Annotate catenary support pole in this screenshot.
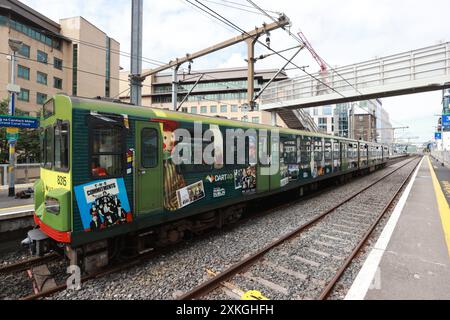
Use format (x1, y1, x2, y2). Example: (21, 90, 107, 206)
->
(172, 65, 180, 111)
(130, 0, 143, 106)
(8, 49, 17, 197)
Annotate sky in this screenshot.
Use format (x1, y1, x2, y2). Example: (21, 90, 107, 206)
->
(20, 0, 450, 143)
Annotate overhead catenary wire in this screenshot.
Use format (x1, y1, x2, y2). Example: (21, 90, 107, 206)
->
(245, 0, 401, 129)
(21, 25, 166, 67)
(18, 5, 286, 99)
(213, 0, 279, 15)
(0, 51, 153, 89)
(185, 0, 352, 102)
(186, 0, 404, 135)
(202, 0, 277, 17)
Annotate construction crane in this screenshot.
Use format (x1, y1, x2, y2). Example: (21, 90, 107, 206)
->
(297, 30, 327, 73)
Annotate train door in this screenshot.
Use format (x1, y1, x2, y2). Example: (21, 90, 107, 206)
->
(135, 122, 163, 214)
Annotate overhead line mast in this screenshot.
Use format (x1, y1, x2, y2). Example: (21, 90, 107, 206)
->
(130, 0, 143, 106)
(129, 8, 290, 110)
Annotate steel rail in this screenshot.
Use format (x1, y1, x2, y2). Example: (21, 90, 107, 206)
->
(318, 156, 422, 299)
(178, 156, 419, 300)
(20, 251, 152, 300)
(0, 252, 60, 275)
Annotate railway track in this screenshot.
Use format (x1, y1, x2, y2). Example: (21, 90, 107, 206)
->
(178, 156, 421, 300)
(2, 156, 411, 300)
(0, 253, 60, 275)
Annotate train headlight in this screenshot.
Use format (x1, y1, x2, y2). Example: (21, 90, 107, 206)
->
(45, 197, 60, 215)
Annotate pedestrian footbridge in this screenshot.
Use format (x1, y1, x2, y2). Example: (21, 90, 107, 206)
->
(261, 42, 450, 111)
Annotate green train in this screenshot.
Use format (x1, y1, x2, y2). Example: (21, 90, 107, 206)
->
(25, 94, 390, 270)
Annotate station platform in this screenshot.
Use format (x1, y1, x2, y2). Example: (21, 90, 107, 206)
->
(346, 156, 450, 300)
(0, 186, 34, 219)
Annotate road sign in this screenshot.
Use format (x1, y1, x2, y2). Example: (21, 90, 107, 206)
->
(435, 132, 442, 140)
(0, 115, 39, 128)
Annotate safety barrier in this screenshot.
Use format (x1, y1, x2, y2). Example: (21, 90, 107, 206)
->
(0, 163, 40, 187)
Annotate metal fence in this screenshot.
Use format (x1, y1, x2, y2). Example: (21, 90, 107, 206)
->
(261, 42, 450, 108)
(0, 163, 40, 186)
(431, 150, 450, 166)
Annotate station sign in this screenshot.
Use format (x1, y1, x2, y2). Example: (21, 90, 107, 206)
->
(442, 115, 450, 127)
(0, 115, 39, 129)
(6, 127, 19, 134)
(6, 127, 19, 141)
(435, 132, 442, 140)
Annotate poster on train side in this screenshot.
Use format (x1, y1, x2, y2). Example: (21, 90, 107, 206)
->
(176, 180, 206, 209)
(74, 178, 132, 232)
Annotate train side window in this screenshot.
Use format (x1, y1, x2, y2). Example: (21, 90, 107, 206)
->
(324, 141, 332, 161)
(141, 128, 158, 168)
(44, 126, 54, 169)
(314, 139, 323, 161)
(91, 125, 125, 178)
(54, 122, 70, 172)
(281, 137, 297, 164)
(300, 137, 311, 165)
(259, 134, 269, 166)
(333, 142, 340, 159)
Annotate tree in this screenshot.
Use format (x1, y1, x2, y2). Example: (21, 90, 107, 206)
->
(0, 99, 40, 164)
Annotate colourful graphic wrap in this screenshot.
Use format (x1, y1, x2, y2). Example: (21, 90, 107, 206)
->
(234, 165, 257, 194)
(162, 120, 186, 211)
(74, 178, 132, 232)
(176, 181, 206, 208)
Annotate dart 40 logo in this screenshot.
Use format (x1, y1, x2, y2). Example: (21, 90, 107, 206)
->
(205, 173, 233, 183)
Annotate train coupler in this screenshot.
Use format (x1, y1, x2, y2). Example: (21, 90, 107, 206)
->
(22, 228, 51, 256)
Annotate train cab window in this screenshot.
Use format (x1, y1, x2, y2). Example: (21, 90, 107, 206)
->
(44, 126, 54, 169)
(91, 126, 124, 178)
(43, 99, 54, 119)
(54, 122, 69, 171)
(141, 128, 158, 168)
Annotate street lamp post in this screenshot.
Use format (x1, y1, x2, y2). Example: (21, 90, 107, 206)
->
(7, 39, 23, 197)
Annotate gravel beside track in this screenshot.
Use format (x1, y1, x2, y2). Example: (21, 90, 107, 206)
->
(0, 253, 66, 300)
(43, 157, 416, 300)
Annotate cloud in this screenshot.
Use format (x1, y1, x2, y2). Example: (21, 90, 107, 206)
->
(217, 52, 246, 69)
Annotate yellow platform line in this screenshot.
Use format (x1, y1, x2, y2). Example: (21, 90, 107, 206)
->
(427, 156, 450, 258)
(0, 204, 34, 212)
